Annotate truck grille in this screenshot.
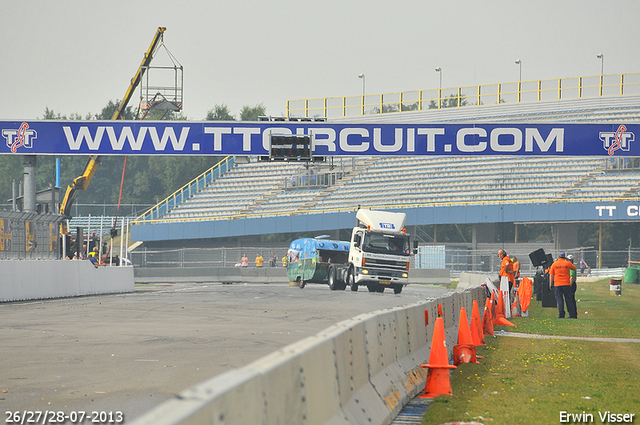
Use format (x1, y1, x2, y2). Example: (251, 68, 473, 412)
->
(365, 258, 407, 272)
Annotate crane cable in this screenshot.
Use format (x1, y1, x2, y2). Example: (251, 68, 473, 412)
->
(105, 155, 128, 265)
(113, 155, 128, 234)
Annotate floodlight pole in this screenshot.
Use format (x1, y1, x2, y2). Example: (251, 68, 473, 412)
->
(358, 73, 365, 114)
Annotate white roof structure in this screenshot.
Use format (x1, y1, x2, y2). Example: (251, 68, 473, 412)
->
(356, 209, 406, 232)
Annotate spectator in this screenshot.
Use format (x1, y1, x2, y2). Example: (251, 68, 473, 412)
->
(568, 255, 577, 294)
(282, 253, 288, 268)
(270, 253, 277, 267)
(579, 258, 589, 276)
(255, 253, 264, 268)
(89, 255, 105, 269)
(241, 254, 249, 267)
(88, 247, 99, 259)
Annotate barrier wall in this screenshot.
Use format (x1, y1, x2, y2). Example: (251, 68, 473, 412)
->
(0, 260, 135, 302)
(133, 266, 450, 285)
(129, 286, 484, 425)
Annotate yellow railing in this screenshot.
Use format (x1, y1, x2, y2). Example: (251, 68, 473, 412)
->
(133, 156, 234, 223)
(286, 72, 640, 118)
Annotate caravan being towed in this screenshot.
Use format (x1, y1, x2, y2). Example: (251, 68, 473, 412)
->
(339, 209, 415, 294)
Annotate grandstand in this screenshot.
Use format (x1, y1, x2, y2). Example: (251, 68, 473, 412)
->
(130, 89, 640, 278)
(136, 94, 640, 224)
(129, 77, 640, 275)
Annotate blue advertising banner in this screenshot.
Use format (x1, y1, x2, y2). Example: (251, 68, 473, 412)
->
(0, 120, 637, 157)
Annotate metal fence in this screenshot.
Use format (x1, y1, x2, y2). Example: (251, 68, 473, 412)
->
(416, 245, 640, 278)
(130, 246, 291, 269)
(0, 210, 65, 260)
(130, 245, 638, 279)
(286, 72, 640, 118)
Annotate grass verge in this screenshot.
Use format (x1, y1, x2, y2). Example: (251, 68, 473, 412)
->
(421, 280, 640, 424)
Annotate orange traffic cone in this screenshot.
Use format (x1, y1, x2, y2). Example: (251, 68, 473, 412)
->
(471, 300, 485, 346)
(482, 298, 493, 335)
(490, 292, 497, 320)
(453, 307, 478, 365)
(511, 292, 521, 317)
(482, 297, 494, 336)
(418, 317, 456, 398)
(494, 290, 515, 327)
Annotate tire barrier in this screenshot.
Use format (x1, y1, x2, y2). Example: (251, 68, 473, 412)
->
(129, 287, 484, 425)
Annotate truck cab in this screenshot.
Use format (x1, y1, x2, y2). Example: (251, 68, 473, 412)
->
(347, 209, 413, 294)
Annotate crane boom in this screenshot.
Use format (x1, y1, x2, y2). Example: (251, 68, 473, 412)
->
(60, 27, 168, 234)
(112, 27, 166, 120)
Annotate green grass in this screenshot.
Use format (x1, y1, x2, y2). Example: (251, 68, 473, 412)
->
(507, 279, 640, 339)
(421, 280, 640, 424)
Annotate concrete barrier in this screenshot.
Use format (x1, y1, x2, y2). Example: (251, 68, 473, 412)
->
(457, 271, 494, 291)
(129, 288, 484, 425)
(0, 260, 134, 302)
(133, 266, 288, 284)
(133, 266, 450, 285)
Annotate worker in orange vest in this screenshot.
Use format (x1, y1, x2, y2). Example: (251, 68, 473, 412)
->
(549, 252, 577, 319)
(498, 249, 515, 294)
(512, 256, 521, 287)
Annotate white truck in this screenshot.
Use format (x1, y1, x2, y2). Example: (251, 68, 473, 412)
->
(327, 209, 416, 294)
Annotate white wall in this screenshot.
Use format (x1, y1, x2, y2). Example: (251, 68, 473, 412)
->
(0, 260, 134, 302)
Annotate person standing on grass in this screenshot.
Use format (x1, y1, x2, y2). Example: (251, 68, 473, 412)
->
(498, 249, 515, 300)
(549, 252, 577, 319)
(568, 254, 577, 294)
(580, 257, 589, 276)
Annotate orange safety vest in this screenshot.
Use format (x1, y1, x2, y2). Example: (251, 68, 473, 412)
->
(500, 256, 515, 284)
(549, 258, 575, 286)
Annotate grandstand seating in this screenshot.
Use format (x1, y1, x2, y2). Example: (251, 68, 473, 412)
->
(165, 161, 308, 219)
(140, 95, 640, 222)
(67, 216, 122, 234)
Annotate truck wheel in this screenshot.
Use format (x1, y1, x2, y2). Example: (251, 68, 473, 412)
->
(393, 285, 403, 294)
(367, 284, 375, 292)
(329, 267, 339, 290)
(348, 269, 358, 292)
(297, 277, 306, 289)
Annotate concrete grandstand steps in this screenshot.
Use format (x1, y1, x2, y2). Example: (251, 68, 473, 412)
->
(557, 170, 605, 199)
(291, 157, 375, 212)
(163, 158, 306, 219)
(239, 188, 283, 214)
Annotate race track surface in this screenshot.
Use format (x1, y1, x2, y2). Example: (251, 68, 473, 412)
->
(1, 281, 449, 421)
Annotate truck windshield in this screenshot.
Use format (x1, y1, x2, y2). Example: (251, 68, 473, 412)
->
(362, 232, 410, 256)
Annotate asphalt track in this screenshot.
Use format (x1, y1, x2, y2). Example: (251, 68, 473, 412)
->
(1, 281, 450, 422)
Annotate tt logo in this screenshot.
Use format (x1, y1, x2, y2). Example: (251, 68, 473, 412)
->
(2, 122, 37, 153)
(600, 124, 634, 156)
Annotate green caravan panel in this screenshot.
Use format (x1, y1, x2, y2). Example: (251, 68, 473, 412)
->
(287, 238, 350, 284)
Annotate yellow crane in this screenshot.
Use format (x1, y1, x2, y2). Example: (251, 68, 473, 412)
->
(59, 27, 167, 235)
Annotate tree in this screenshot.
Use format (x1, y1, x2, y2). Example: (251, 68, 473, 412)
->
(40, 107, 87, 120)
(240, 103, 267, 121)
(206, 104, 235, 121)
(427, 95, 471, 109)
(92, 100, 135, 120)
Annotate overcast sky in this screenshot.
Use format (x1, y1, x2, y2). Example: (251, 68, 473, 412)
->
(2, 0, 639, 121)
